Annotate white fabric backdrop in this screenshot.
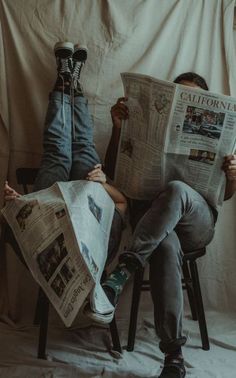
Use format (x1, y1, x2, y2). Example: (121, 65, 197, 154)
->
(0, 1, 236, 376)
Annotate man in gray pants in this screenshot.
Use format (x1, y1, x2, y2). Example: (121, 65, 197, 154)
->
(97, 72, 236, 378)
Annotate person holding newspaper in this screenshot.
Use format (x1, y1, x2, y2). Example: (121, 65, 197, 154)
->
(4, 41, 127, 321)
(99, 72, 236, 378)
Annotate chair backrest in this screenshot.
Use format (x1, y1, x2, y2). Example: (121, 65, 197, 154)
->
(16, 168, 39, 194)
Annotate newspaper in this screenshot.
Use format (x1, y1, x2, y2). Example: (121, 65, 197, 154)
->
(1, 180, 115, 327)
(114, 72, 236, 207)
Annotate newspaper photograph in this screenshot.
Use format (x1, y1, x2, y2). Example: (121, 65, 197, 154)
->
(1, 180, 115, 327)
(114, 72, 236, 207)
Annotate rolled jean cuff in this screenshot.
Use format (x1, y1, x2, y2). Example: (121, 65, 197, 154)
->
(119, 251, 145, 269)
(159, 336, 187, 353)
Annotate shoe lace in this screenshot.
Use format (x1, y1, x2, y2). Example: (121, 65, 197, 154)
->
(71, 61, 85, 138)
(57, 57, 72, 74)
(55, 57, 73, 129)
(73, 61, 84, 90)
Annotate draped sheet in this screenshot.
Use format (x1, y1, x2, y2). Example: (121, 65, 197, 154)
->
(0, 1, 236, 377)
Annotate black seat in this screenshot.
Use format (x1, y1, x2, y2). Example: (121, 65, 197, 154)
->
(1, 168, 122, 358)
(127, 247, 210, 352)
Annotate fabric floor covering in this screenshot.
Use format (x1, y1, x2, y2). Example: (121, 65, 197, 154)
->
(0, 310, 235, 378)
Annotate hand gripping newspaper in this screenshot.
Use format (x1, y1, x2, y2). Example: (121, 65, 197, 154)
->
(1, 181, 115, 327)
(114, 72, 236, 207)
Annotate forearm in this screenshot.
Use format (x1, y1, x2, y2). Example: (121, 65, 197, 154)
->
(87, 165, 126, 213)
(102, 182, 127, 214)
(224, 179, 236, 200)
(104, 126, 121, 180)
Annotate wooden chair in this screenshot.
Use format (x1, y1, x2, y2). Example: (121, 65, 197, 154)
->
(1, 167, 122, 358)
(127, 247, 210, 352)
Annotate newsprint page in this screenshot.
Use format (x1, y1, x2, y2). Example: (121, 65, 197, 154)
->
(1, 181, 115, 327)
(114, 72, 236, 207)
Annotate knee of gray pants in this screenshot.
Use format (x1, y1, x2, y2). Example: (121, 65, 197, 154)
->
(160, 180, 192, 200)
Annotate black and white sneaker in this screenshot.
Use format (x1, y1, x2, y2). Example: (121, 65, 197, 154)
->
(54, 41, 74, 89)
(72, 44, 88, 94)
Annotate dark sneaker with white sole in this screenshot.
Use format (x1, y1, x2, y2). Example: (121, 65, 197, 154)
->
(158, 361, 186, 377)
(72, 44, 88, 94)
(54, 41, 74, 92)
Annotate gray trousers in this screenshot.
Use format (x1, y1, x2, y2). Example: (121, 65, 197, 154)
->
(122, 181, 216, 353)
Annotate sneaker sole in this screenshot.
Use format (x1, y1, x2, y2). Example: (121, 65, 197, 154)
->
(54, 41, 74, 58)
(73, 45, 88, 62)
(86, 310, 114, 324)
(83, 304, 114, 324)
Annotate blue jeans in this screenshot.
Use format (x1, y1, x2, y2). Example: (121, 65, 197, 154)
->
(34, 91, 122, 262)
(122, 181, 216, 353)
(34, 91, 100, 190)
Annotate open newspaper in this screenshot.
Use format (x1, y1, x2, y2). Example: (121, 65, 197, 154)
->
(1, 180, 115, 327)
(114, 72, 236, 207)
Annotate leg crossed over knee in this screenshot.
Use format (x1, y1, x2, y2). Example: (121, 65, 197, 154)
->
(162, 180, 191, 208)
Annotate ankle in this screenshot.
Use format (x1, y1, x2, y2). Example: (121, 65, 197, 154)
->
(164, 348, 184, 365)
(102, 265, 131, 304)
(53, 80, 71, 94)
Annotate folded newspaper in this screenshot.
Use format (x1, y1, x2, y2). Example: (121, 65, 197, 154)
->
(114, 72, 236, 207)
(1, 181, 115, 327)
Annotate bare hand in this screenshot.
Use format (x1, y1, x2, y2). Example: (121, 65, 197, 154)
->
(87, 164, 106, 184)
(111, 97, 129, 129)
(4, 181, 21, 201)
(222, 154, 236, 181)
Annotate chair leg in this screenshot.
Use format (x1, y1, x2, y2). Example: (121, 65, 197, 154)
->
(127, 268, 144, 352)
(37, 289, 49, 359)
(34, 288, 45, 325)
(182, 261, 197, 320)
(109, 315, 122, 353)
(189, 260, 210, 350)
